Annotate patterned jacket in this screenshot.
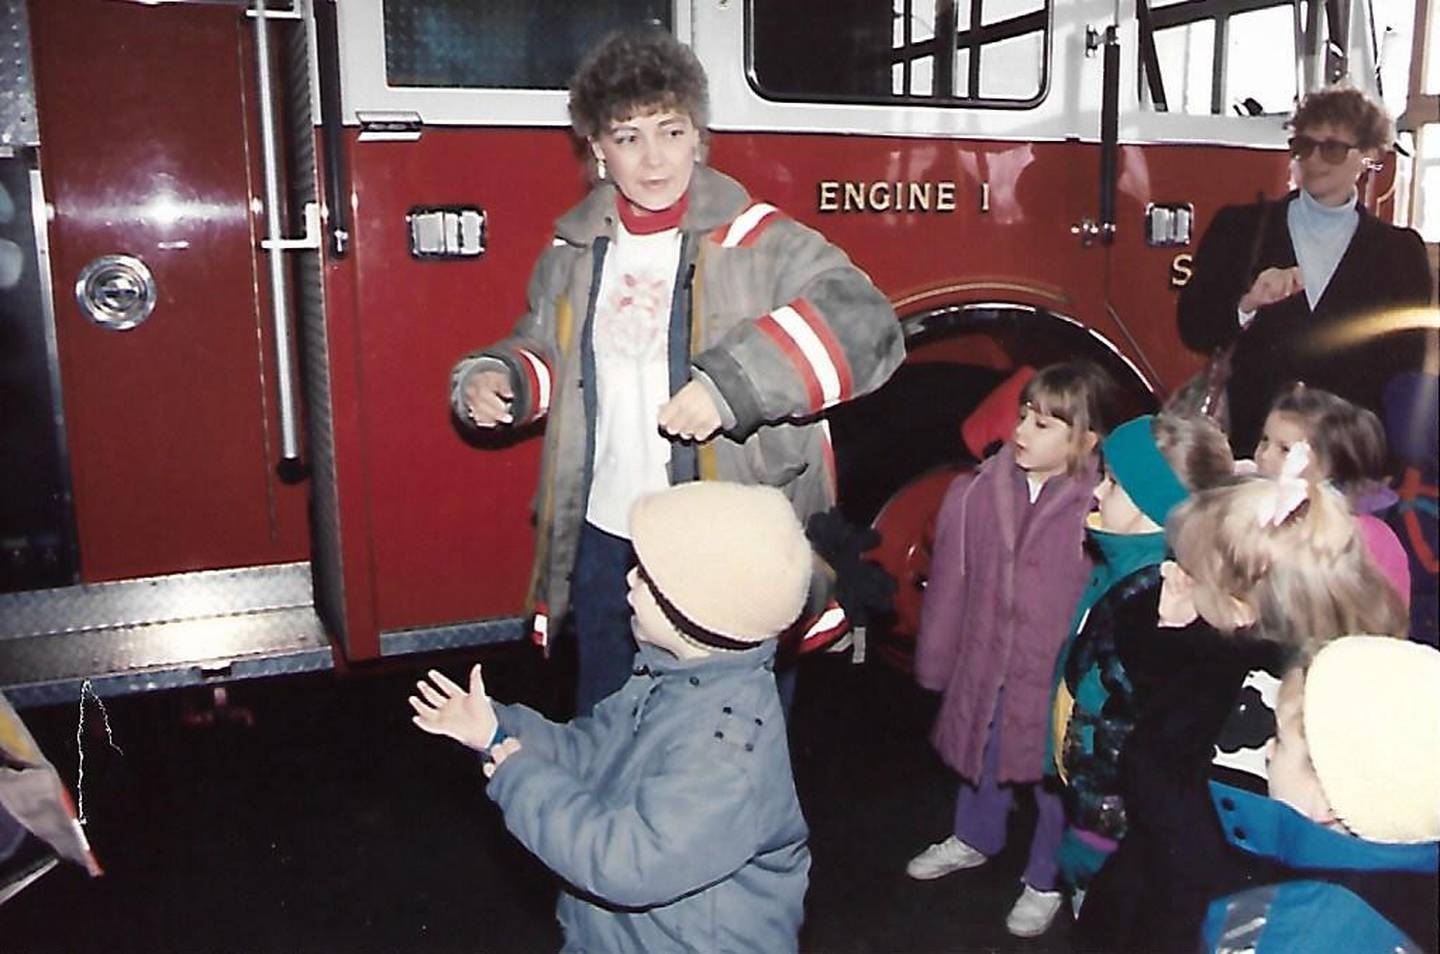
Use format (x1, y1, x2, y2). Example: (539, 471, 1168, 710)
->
(450, 166, 903, 636)
(1049, 526, 1168, 841)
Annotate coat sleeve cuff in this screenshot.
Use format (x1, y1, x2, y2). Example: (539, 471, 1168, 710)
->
(693, 348, 764, 437)
(690, 368, 738, 431)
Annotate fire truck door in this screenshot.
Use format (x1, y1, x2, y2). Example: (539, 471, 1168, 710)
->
(28, 0, 310, 583)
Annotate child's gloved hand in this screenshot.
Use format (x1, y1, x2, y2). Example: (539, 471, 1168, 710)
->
(409, 664, 501, 752)
(805, 509, 897, 627)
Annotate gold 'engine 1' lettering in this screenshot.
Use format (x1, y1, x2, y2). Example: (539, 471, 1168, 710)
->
(818, 180, 957, 214)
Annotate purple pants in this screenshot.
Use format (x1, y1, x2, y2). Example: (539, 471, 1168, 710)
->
(953, 697, 1065, 892)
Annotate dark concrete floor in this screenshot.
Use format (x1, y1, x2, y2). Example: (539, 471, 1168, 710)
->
(6, 644, 1073, 954)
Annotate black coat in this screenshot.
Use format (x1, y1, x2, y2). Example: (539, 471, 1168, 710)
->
(1075, 621, 1285, 953)
(1178, 192, 1434, 454)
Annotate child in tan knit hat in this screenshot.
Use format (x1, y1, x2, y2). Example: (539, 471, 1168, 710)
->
(1202, 636, 1440, 952)
(410, 481, 812, 954)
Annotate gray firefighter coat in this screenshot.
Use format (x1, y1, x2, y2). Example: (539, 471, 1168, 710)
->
(450, 165, 903, 626)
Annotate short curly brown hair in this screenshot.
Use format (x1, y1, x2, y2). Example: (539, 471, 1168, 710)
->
(568, 28, 709, 142)
(1289, 85, 1394, 151)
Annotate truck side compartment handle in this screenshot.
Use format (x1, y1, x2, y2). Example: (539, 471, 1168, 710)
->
(250, 0, 304, 482)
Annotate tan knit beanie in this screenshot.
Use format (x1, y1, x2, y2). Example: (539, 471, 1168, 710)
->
(629, 482, 812, 646)
(1303, 636, 1440, 844)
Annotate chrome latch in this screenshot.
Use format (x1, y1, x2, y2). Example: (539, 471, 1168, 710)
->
(1145, 203, 1194, 247)
(75, 254, 157, 330)
(357, 110, 422, 143)
(408, 206, 486, 260)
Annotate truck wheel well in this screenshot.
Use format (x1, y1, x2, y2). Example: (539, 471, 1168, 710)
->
(830, 301, 1157, 528)
(830, 302, 1159, 668)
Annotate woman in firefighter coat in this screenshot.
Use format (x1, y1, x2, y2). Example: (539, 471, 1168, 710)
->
(450, 29, 904, 712)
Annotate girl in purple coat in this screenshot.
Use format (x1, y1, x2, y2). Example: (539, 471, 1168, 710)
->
(910, 361, 1120, 937)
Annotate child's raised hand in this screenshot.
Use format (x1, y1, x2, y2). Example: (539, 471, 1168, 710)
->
(409, 665, 500, 752)
(1157, 560, 1199, 629)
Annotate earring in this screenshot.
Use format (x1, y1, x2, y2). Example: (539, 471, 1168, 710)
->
(596, 156, 607, 180)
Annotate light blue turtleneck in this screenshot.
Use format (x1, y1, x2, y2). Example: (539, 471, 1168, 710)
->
(1288, 187, 1359, 310)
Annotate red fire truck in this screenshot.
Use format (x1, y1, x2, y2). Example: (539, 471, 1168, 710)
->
(2, 0, 1432, 704)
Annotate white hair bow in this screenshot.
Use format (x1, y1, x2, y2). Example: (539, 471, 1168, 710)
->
(1255, 441, 1312, 527)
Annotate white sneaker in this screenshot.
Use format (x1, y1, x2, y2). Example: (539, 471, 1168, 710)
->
(1005, 883, 1064, 938)
(904, 835, 987, 879)
(1070, 886, 1087, 920)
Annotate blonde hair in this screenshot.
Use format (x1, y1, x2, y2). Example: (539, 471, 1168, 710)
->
(1019, 360, 1121, 474)
(1168, 477, 1407, 659)
(1152, 412, 1234, 491)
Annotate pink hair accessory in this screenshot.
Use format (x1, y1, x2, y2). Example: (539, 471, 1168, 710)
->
(1254, 441, 1312, 527)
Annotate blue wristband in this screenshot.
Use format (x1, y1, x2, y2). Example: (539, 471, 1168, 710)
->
(479, 725, 509, 765)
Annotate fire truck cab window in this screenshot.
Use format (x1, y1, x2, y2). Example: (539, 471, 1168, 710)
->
(381, 0, 669, 90)
(1141, 0, 1300, 116)
(749, 0, 1050, 107)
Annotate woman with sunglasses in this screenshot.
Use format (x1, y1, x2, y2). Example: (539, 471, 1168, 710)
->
(1177, 85, 1434, 455)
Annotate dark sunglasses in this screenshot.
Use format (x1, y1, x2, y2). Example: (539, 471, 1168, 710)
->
(1288, 135, 1358, 164)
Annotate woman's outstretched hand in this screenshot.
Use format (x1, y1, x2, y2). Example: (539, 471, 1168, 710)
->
(658, 379, 721, 442)
(409, 665, 499, 752)
(463, 370, 515, 427)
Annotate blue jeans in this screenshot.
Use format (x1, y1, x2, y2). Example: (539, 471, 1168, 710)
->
(570, 522, 638, 716)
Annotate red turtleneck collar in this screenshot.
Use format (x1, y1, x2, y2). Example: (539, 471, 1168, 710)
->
(617, 192, 688, 235)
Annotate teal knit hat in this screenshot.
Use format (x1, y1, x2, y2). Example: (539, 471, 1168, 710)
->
(1101, 415, 1188, 526)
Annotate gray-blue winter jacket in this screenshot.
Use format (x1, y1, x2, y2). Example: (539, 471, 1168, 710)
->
(486, 639, 809, 953)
